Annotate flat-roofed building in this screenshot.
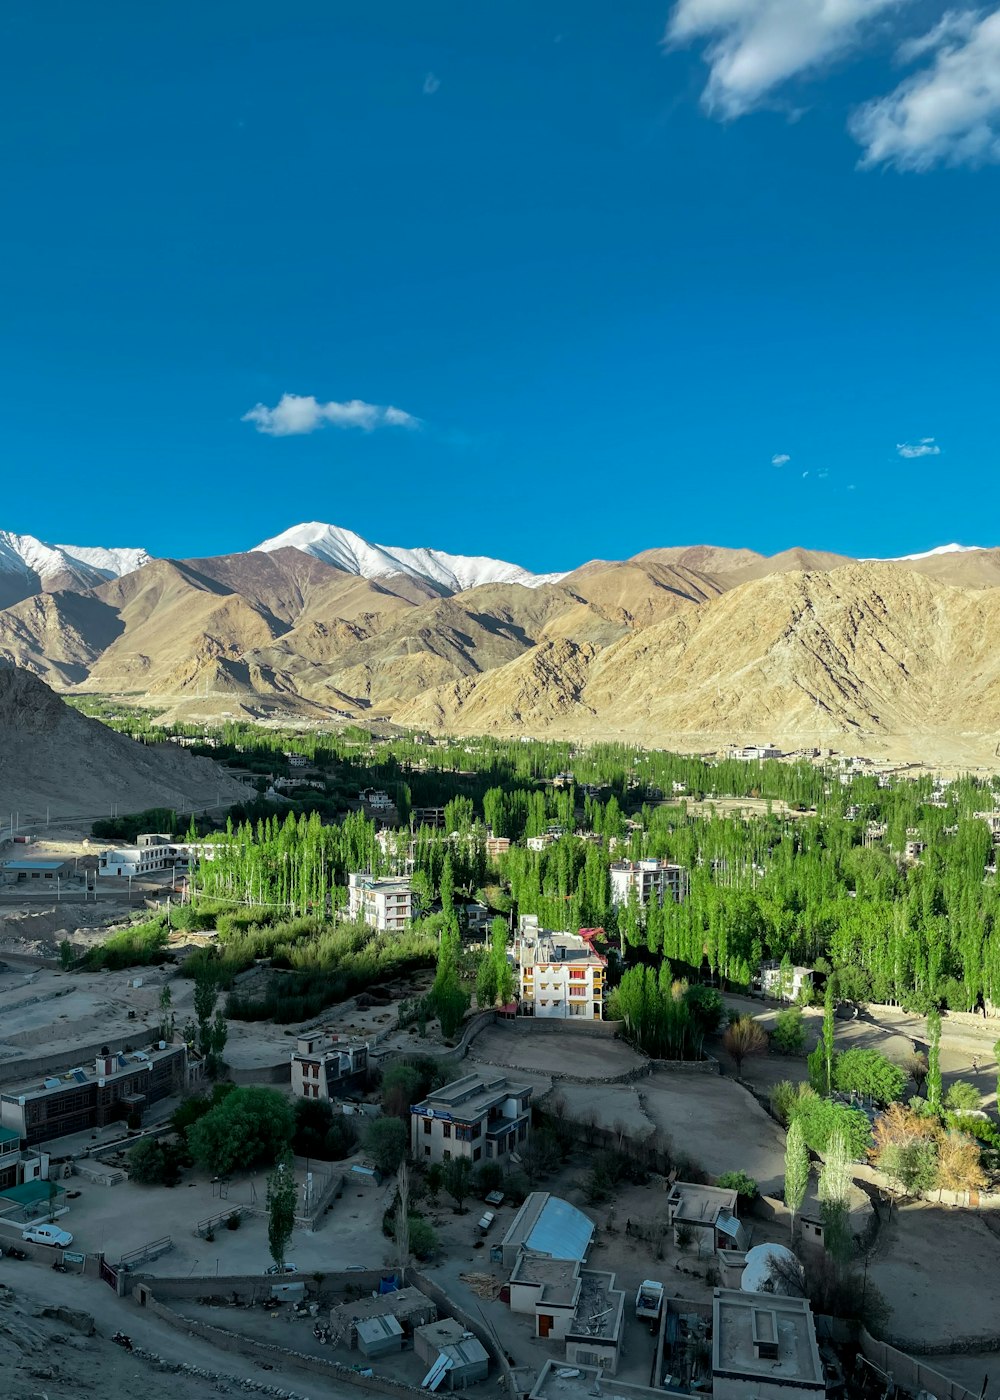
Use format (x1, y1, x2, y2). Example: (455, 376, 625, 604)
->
(0, 858, 72, 884)
(0, 1044, 187, 1146)
(712, 1289, 824, 1400)
(514, 916, 605, 1020)
(347, 872, 418, 931)
(609, 858, 689, 908)
(415, 1318, 490, 1390)
(509, 1253, 625, 1375)
(291, 1034, 369, 1101)
(410, 1072, 531, 1166)
(666, 1182, 748, 1255)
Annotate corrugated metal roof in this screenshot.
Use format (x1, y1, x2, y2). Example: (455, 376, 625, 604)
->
(525, 1196, 594, 1261)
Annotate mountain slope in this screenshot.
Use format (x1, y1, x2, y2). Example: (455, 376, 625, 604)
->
(0, 665, 246, 816)
(0, 529, 149, 608)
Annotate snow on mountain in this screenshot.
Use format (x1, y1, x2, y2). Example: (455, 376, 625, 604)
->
(865, 544, 992, 562)
(255, 522, 565, 593)
(0, 530, 151, 583)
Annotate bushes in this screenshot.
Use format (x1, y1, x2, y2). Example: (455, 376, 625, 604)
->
(791, 1094, 872, 1159)
(128, 1135, 187, 1186)
(833, 1048, 907, 1106)
(86, 917, 169, 971)
(292, 1099, 359, 1160)
(770, 1008, 806, 1055)
(716, 1170, 759, 1202)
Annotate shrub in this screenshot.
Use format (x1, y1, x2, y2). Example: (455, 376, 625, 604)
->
(771, 1080, 816, 1126)
(407, 1215, 439, 1261)
(945, 1080, 981, 1113)
(791, 1095, 872, 1159)
(771, 1008, 806, 1056)
(833, 1048, 907, 1106)
(188, 1087, 295, 1175)
(684, 985, 724, 1035)
(128, 1136, 182, 1186)
(716, 1170, 759, 1202)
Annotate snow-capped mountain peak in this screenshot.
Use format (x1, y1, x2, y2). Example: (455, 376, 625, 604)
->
(255, 521, 565, 593)
(864, 543, 992, 562)
(0, 530, 150, 583)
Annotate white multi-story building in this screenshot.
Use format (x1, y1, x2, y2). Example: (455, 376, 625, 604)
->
(609, 858, 689, 908)
(410, 1072, 532, 1166)
(347, 873, 418, 931)
(98, 833, 190, 879)
(514, 916, 604, 1020)
(729, 743, 783, 761)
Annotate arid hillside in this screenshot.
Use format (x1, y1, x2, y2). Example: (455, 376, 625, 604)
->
(2, 542, 1000, 762)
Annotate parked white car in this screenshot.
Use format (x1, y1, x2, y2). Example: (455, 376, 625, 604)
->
(264, 1261, 298, 1275)
(22, 1224, 73, 1248)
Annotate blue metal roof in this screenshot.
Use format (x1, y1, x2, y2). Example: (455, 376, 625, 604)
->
(525, 1196, 594, 1261)
(2, 859, 66, 870)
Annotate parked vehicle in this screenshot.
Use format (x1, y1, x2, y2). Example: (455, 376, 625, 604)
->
(484, 1190, 505, 1207)
(264, 1261, 298, 1275)
(476, 1210, 496, 1235)
(22, 1224, 73, 1248)
(0, 1245, 27, 1260)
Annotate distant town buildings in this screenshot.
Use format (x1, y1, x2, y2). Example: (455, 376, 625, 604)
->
(347, 873, 418, 931)
(514, 915, 605, 1020)
(98, 833, 188, 879)
(410, 1072, 531, 1166)
(757, 961, 813, 1003)
(609, 858, 689, 908)
(290, 1034, 369, 1102)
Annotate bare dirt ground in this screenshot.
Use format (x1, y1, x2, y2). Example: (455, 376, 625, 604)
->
(466, 1025, 646, 1081)
(867, 1200, 1000, 1346)
(0, 1270, 316, 1399)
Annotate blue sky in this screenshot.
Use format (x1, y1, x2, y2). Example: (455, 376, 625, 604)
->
(1, 0, 998, 571)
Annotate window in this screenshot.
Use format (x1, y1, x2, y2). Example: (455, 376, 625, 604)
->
(424, 1145, 431, 1157)
(443, 1150, 451, 1161)
(473, 1147, 482, 1161)
(423, 1117, 431, 1134)
(518, 1122, 527, 1142)
(442, 1122, 451, 1139)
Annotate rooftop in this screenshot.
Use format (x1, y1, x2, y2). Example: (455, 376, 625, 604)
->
(668, 1181, 739, 1224)
(356, 1314, 403, 1345)
(417, 1072, 531, 1121)
(1, 859, 68, 871)
(502, 1192, 595, 1262)
(530, 1360, 684, 1400)
(712, 1289, 824, 1389)
(510, 1253, 581, 1307)
(0, 1044, 181, 1102)
(568, 1270, 625, 1343)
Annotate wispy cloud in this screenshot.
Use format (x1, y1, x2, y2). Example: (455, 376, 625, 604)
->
(242, 394, 421, 437)
(423, 72, 441, 95)
(896, 437, 941, 458)
(665, 0, 910, 118)
(771, 452, 790, 465)
(852, 9, 1000, 169)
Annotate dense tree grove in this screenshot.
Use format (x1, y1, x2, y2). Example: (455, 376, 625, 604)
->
(79, 698, 1000, 1015)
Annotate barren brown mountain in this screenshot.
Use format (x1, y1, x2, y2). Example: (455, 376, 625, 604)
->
(2, 542, 1000, 762)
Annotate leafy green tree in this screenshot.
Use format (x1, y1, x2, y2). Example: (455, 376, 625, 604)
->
(821, 981, 835, 1096)
(771, 1008, 806, 1055)
(381, 1064, 423, 1119)
(406, 1215, 439, 1260)
(716, 1170, 758, 1205)
(442, 1157, 473, 1212)
(476, 954, 498, 1010)
(363, 1117, 408, 1175)
(792, 1095, 871, 1159)
(870, 1103, 938, 1197)
(188, 1087, 295, 1175)
(266, 1154, 297, 1272)
(818, 1130, 852, 1262)
(684, 985, 724, 1035)
(783, 1118, 810, 1236)
(292, 1097, 334, 1156)
(945, 1080, 980, 1113)
(128, 1136, 183, 1186)
(927, 1010, 943, 1109)
(833, 1048, 907, 1106)
(158, 984, 175, 1041)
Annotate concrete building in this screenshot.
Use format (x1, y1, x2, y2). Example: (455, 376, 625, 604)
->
(711, 1289, 824, 1400)
(411, 807, 447, 830)
(415, 1318, 490, 1391)
(291, 1034, 369, 1101)
(509, 1254, 625, 1374)
(411, 1073, 531, 1166)
(329, 1287, 437, 1348)
(500, 1192, 595, 1272)
(514, 916, 605, 1020)
(0, 1044, 188, 1147)
(98, 834, 189, 878)
(666, 1182, 748, 1256)
(729, 744, 783, 761)
(757, 962, 813, 1002)
(530, 1360, 685, 1400)
(609, 858, 689, 908)
(347, 872, 418, 931)
(485, 835, 511, 859)
(0, 858, 72, 884)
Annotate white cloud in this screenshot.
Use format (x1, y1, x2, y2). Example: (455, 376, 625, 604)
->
(852, 9, 1000, 169)
(423, 72, 441, 95)
(665, 0, 910, 118)
(242, 394, 420, 437)
(896, 437, 941, 458)
(771, 452, 790, 465)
